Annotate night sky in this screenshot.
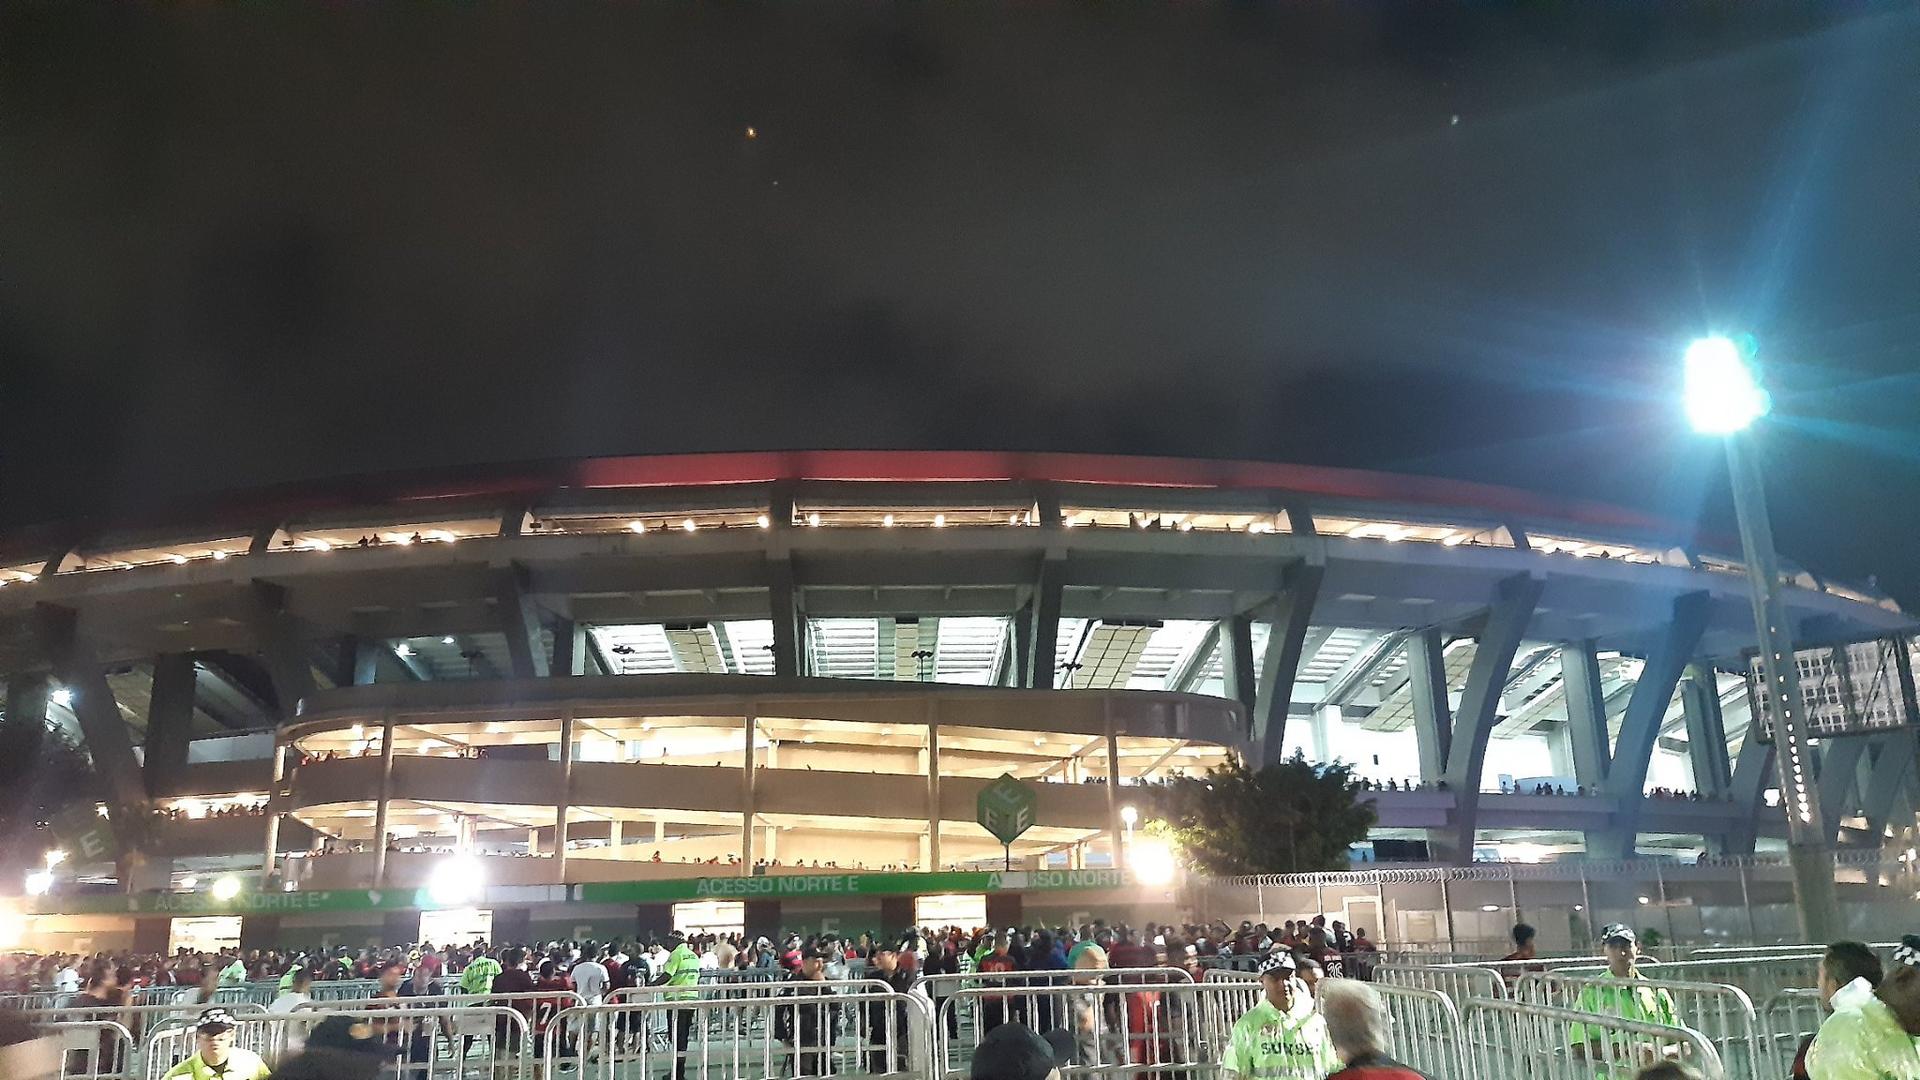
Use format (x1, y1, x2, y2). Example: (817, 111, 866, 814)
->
(4, 5, 1918, 603)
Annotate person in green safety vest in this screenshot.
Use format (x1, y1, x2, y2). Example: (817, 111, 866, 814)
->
(1805, 934, 1920, 1080)
(1221, 952, 1337, 1080)
(1565, 925, 1680, 1078)
(162, 1009, 271, 1080)
(217, 954, 248, 988)
(650, 930, 702, 1080)
(458, 950, 502, 996)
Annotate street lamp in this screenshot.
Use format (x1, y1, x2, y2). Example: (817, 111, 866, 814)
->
(1684, 335, 1839, 941)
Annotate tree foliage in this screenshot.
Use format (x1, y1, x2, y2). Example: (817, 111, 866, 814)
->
(1140, 753, 1376, 875)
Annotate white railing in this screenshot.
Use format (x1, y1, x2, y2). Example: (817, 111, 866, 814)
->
(1463, 995, 1725, 1080)
(1758, 988, 1825, 1080)
(935, 979, 1259, 1079)
(1515, 972, 1758, 1080)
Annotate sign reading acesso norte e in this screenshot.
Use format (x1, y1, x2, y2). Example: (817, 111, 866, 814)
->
(685, 870, 1129, 899)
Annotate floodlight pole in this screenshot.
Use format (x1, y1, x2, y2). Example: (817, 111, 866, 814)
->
(1722, 429, 1840, 941)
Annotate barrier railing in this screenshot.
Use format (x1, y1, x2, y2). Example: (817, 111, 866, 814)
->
(1759, 988, 1824, 1080)
(140, 1006, 532, 1080)
(547, 989, 932, 1079)
(1551, 956, 1817, 1005)
(1378, 963, 1507, 1003)
(1201, 968, 1260, 983)
(295, 989, 589, 1013)
(608, 979, 887, 1004)
(1367, 981, 1467, 1080)
(307, 978, 384, 1003)
(1515, 972, 1758, 1080)
(0, 991, 79, 1010)
(1462, 996, 1725, 1080)
(934, 978, 1259, 1080)
(48, 1020, 135, 1080)
(18, 1001, 268, 1076)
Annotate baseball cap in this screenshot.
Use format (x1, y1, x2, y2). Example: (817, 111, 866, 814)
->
(195, 1008, 237, 1034)
(1258, 953, 1298, 979)
(969, 1023, 1059, 1080)
(1599, 923, 1637, 946)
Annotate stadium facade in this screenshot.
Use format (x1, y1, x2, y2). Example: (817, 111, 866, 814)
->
(1, 451, 1914, 949)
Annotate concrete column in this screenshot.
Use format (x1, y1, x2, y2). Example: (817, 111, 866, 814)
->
(1251, 557, 1327, 765)
(926, 702, 942, 872)
(1105, 700, 1124, 870)
(553, 619, 589, 677)
(608, 819, 622, 850)
(371, 712, 397, 888)
(145, 654, 197, 797)
(740, 706, 757, 871)
(655, 819, 666, 845)
(764, 825, 778, 863)
(261, 736, 286, 876)
(554, 709, 575, 884)
(1314, 705, 1337, 762)
(1439, 574, 1544, 861)
(527, 829, 540, 855)
(1680, 664, 1733, 798)
(1594, 591, 1710, 860)
(1407, 628, 1452, 783)
(1221, 614, 1257, 714)
(1561, 642, 1613, 790)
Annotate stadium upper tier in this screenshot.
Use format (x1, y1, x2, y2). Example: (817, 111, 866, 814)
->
(0, 450, 1912, 882)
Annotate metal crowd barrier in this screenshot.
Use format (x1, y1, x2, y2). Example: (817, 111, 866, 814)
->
(547, 989, 932, 1079)
(140, 1006, 531, 1080)
(1, 990, 79, 1010)
(1366, 981, 1467, 1080)
(1378, 963, 1508, 1003)
(307, 978, 385, 1002)
(1462, 996, 1725, 1080)
(1515, 972, 1758, 1080)
(1759, 988, 1824, 1079)
(934, 978, 1265, 1079)
(1201, 968, 1260, 983)
(297, 990, 589, 1013)
(1552, 956, 1816, 1005)
(48, 1020, 135, 1080)
(19, 1002, 268, 1076)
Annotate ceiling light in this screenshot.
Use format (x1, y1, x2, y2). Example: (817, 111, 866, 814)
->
(682, 519, 697, 533)
(178, 876, 198, 890)
(50, 688, 72, 707)
(210, 550, 229, 560)
(757, 514, 770, 529)
(883, 514, 895, 527)
(431, 530, 457, 543)
(441, 636, 456, 645)
(1178, 521, 1193, 532)
(391, 533, 414, 545)
(18, 573, 35, 583)
(169, 554, 189, 565)
(628, 521, 646, 534)
(1441, 533, 1466, 547)
(308, 539, 333, 552)
(395, 643, 413, 657)
(1009, 514, 1021, 526)
(807, 513, 821, 527)
(933, 514, 946, 528)
(212, 876, 243, 901)
(1480, 905, 1501, 912)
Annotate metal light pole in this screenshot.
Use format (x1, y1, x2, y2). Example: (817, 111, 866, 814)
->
(1687, 336, 1839, 941)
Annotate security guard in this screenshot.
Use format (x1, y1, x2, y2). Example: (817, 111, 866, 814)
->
(162, 1009, 272, 1080)
(1221, 952, 1337, 1079)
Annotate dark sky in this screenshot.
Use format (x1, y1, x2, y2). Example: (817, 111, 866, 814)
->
(4, 4, 1919, 603)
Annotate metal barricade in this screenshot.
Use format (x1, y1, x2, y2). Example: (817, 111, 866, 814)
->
(48, 1020, 136, 1080)
(210, 983, 277, 1008)
(1, 990, 78, 1010)
(1378, 963, 1508, 1003)
(918, 967, 1193, 1056)
(23, 1002, 267, 1077)
(141, 1006, 532, 1080)
(1553, 957, 1817, 1005)
(1201, 968, 1260, 983)
(606, 980, 888, 1052)
(1759, 988, 1825, 1080)
(935, 978, 1260, 1079)
(1463, 996, 1725, 1080)
(1515, 972, 1759, 1080)
(1366, 980, 1467, 1080)
(307, 978, 384, 1003)
(548, 989, 932, 1079)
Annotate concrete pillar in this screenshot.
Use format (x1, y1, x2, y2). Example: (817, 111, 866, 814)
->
(371, 712, 396, 888)
(261, 737, 286, 876)
(927, 702, 942, 872)
(654, 819, 666, 845)
(1314, 705, 1337, 762)
(765, 825, 778, 863)
(608, 819, 623, 850)
(1560, 642, 1613, 789)
(1105, 700, 1124, 869)
(1251, 558, 1326, 766)
(554, 709, 575, 884)
(1407, 628, 1452, 783)
(740, 706, 757, 870)
(144, 655, 197, 797)
(527, 829, 540, 855)
(553, 619, 589, 677)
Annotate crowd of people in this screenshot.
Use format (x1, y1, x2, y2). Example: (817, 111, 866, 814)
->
(6, 920, 1919, 1079)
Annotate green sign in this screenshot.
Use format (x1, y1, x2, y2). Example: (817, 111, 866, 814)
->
(976, 773, 1038, 845)
(33, 888, 433, 917)
(50, 804, 119, 864)
(577, 869, 1128, 904)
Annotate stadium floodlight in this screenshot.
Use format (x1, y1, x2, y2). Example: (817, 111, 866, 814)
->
(24, 870, 53, 896)
(1130, 838, 1178, 887)
(211, 876, 243, 901)
(1683, 336, 1770, 434)
(1119, 805, 1138, 827)
(1684, 334, 1836, 940)
(428, 854, 484, 906)
(44, 850, 65, 868)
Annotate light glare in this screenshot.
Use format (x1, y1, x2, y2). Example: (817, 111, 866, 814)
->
(1684, 336, 1770, 434)
(1131, 838, 1179, 887)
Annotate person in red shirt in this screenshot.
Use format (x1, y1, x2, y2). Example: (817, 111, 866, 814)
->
(976, 933, 1019, 1036)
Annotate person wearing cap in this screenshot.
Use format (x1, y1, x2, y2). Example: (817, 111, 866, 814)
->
(1220, 952, 1336, 1080)
(1805, 933, 1920, 1080)
(775, 945, 840, 1076)
(969, 1022, 1067, 1080)
(650, 931, 702, 1080)
(863, 942, 915, 1074)
(161, 1009, 271, 1080)
(1566, 925, 1679, 1074)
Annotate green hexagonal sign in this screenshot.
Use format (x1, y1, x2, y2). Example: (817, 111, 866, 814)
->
(976, 774, 1038, 845)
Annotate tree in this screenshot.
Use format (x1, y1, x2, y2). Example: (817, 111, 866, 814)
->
(0, 711, 100, 878)
(1140, 753, 1376, 875)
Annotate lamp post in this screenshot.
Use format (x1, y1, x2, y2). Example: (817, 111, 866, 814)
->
(1684, 335, 1839, 941)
